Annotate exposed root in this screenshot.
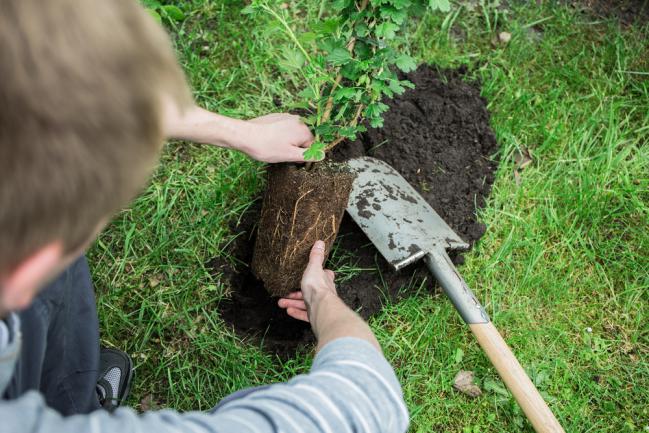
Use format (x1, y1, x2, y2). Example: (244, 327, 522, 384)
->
(289, 189, 314, 238)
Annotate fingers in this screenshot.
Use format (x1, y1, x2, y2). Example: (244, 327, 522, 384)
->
(284, 291, 304, 300)
(278, 292, 309, 322)
(307, 240, 326, 268)
(286, 307, 309, 322)
(325, 269, 335, 281)
(277, 298, 306, 310)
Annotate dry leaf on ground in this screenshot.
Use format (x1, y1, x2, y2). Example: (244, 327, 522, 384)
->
(148, 274, 163, 288)
(453, 370, 482, 398)
(140, 394, 160, 411)
(513, 146, 534, 186)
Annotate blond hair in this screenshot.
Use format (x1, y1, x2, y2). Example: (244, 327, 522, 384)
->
(0, 0, 191, 273)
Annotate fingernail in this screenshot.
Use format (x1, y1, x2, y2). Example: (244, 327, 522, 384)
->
(314, 240, 325, 250)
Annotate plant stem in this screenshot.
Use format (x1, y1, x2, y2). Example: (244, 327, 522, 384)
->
(324, 103, 364, 152)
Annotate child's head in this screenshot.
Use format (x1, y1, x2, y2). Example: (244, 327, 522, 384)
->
(0, 0, 191, 313)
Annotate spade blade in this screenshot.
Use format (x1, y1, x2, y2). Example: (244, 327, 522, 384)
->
(346, 157, 468, 270)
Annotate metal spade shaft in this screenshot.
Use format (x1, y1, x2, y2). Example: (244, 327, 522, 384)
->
(346, 157, 564, 433)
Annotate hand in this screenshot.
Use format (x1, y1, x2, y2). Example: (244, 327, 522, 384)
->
(277, 291, 309, 322)
(278, 240, 336, 322)
(162, 104, 316, 163)
(241, 113, 316, 163)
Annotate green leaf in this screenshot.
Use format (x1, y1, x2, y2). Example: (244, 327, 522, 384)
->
(401, 79, 416, 89)
(317, 37, 345, 54)
(313, 18, 340, 34)
(369, 116, 384, 128)
(373, 102, 390, 115)
(340, 62, 361, 81)
(298, 87, 316, 100)
(333, 87, 359, 102)
(303, 141, 325, 161)
(147, 8, 162, 22)
(161, 5, 185, 21)
(298, 32, 317, 44)
(315, 124, 336, 136)
(355, 22, 370, 37)
(375, 22, 400, 39)
(395, 54, 417, 72)
(370, 79, 390, 95)
(331, 0, 352, 11)
(279, 47, 305, 69)
(353, 40, 372, 60)
(429, 0, 451, 12)
(339, 126, 360, 139)
(365, 101, 390, 128)
(326, 47, 353, 66)
(302, 114, 318, 125)
(381, 6, 408, 24)
(388, 79, 406, 95)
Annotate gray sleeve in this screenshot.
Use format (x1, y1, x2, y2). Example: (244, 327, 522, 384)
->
(0, 337, 409, 433)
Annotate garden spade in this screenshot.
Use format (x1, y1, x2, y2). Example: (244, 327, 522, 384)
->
(346, 157, 564, 433)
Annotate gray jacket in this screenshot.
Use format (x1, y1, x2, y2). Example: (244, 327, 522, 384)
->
(0, 314, 409, 433)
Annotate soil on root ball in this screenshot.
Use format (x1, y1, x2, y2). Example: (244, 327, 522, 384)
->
(252, 163, 354, 296)
(212, 64, 499, 359)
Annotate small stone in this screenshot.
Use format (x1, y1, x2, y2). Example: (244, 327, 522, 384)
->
(586, 327, 593, 333)
(498, 31, 512, 44)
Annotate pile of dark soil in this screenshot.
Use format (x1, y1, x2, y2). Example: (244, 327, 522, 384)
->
(212, 65, 499, 359)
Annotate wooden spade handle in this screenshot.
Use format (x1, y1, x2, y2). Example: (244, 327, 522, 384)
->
(470, 322, 565, 433)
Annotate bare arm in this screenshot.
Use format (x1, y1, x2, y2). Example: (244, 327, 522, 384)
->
(162, 101, 315, 162)
(279, 241, 381, 353)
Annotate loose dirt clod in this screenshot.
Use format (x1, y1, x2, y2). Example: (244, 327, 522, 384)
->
(213, 65, 499, 358)
(252, 163, 354, 296)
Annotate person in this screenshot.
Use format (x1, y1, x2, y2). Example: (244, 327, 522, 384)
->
(0, 0, 410, 432)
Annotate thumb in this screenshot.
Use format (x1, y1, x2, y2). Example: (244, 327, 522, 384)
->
(307, 240, 326, 268)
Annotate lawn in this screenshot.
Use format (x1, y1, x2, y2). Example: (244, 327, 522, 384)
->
(89, 1, 648, 432)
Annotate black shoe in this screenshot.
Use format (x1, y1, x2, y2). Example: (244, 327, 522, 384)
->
(96, 348, 134, 411)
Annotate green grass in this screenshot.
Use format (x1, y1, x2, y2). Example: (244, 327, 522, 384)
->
(89, 1, 648, 431)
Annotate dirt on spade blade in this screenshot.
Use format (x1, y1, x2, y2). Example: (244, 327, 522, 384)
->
(212, 65, 499, 359)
